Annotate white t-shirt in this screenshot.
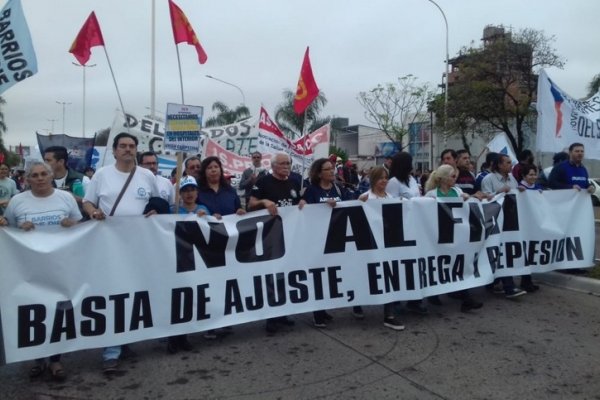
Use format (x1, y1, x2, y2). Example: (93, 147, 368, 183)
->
(156, 175, 175, 207)
(4, 189, 82, 227)
(386, 176, 420, 199)
(83, 165, 159, 216)
(365, 190, 389, 200)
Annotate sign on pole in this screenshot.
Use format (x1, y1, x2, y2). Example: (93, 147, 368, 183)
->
(164, 103, 204, 153)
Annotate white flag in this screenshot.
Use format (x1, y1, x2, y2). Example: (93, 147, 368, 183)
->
(536, 69, 600, 158)
(486, 132, 517, 163)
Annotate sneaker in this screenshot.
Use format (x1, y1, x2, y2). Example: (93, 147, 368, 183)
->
(276, 316, 295, 326)
(178, 336, 193, 351)
(102, 358, 119, 374)
(522, 284, 540, 293)
(492, 284, 504, 294)
(505, 288, 527, 299)
(166, 338, 179, 354)
(203, 330, 218, 340)
(383, 317, 405, 331)
(352, 306, 365, 319)
(460, 298, 483, 312)
(120, 344, 137, 359)
(428, 295, 443, 306)
(265, 319, 278, 334)
(313, 319, 327, 328)
(406, 301, 428, 315)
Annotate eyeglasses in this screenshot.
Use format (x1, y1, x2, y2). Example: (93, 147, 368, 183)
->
(29, 171, 50, 178)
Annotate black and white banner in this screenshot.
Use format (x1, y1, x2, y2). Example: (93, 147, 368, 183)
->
(0, 191, 593, 364)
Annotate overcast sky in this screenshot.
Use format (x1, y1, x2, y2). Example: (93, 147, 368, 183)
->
(3, 0, 599, 147)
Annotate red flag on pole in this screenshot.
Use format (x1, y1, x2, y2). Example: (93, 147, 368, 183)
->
(69, 12, 105, 65)
(293, 47, 320, 115)
(168, 0, 208, 64)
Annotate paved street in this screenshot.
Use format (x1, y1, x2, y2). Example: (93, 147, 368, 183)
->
(1, 283, 599, 400)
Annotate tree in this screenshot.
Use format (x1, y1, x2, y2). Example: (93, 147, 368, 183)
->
(357, 75, 434, 149)
(587, 74, 600, 98)
(432, 26, 565, 153)
(204, 101, 250, 127)
(274, 89, 330, 139)
(0, 96, 11, 165)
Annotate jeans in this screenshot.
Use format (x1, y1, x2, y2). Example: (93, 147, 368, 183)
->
(103, 345, 121, 361)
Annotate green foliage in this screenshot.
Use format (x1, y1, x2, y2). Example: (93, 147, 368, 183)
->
(432, 27, 565, 153)
(274, 89, 330, 139)
(587, 74, 600, 98)
(328, 145, 347, 162)
(204, 101, 251, 127)
(357, 75, 434, 149)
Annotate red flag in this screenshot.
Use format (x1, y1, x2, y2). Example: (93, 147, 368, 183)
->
(293, 47, 320, 115)
(0, 152, 4, 164)
(168, 0, 208, 64)
(69, 12, 105, 65)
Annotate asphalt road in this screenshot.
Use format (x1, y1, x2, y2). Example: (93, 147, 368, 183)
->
(1, 284, 599, 400)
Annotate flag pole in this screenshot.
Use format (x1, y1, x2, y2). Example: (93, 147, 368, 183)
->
(300, 108, 309, 192)
(175, 47, 185, 104)
(102, 48, 129, 133)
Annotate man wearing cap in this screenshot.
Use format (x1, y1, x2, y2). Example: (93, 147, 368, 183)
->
(239, 151, 266, 209)
(82, 132, 159, 374)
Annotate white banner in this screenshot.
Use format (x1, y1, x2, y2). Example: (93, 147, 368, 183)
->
(200, 117, 258, 156)
(0, 190, 593, 364)
(536, 69, 600, 157)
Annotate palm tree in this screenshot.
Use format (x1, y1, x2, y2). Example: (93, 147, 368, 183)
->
(0, 96, 9, 159)
(274, 89, 330, 139)
(587, 74, 600, 97)
(204, 101, 251, 127)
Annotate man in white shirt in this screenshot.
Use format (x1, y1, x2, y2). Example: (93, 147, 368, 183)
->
(139, 151, 174, 207)
(83, 132, 159, 374)
(480, 153, 526, 299)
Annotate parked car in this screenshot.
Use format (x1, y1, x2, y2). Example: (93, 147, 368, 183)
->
(589, 179, 600, 206)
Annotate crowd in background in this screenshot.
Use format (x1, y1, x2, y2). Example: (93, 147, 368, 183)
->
(0, 135, 594, 380)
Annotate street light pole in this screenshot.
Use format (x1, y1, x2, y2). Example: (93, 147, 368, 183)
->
(72, 62, 96, 138)
(56, 101, 71, 135)
(47, 118, 57, 135)
(427, 0, 450, 161)
(205, 75, 246, 106)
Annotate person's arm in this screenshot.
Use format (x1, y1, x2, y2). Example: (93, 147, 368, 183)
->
(548, 164, 569, 189)
(82, 201, 105, 220)
(248, 196, 277, 215)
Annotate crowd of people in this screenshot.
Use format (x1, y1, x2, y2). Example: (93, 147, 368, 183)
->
(0, 133, 594, 380)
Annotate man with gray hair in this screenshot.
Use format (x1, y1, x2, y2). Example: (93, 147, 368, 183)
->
(248, 152, 300, 334)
